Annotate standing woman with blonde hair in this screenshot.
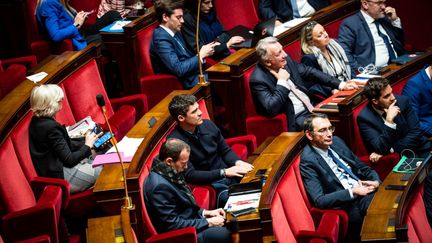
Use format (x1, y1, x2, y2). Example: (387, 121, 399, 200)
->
(36, 0, 121, 50)
(29, 84, 101, 193)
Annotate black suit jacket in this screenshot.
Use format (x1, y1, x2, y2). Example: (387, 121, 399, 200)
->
(167, 120, 239, 184)
(144, 167, 208, 233)
(150, 26, 200, 89)
(259, 0, 330, 22)
(338, 11, 405, 71)
(249, 55, 340, 131)
(29, 116, 91, 179)
(300, 136, 380, 209)
(357, 95, 431, 155)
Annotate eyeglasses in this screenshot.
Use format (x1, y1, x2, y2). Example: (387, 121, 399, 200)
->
(366, 0, 386, 6)
(312, 126, 335, 135)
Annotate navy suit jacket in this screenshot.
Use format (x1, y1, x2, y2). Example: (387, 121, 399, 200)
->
(249, 55, 340, 131)
(338, 11, 405, 71)
(144, 168, 208, 233)
(259, 0, 330, 22)
(150, 26, 200, 89)
(357, 95, 431, 155)
(300, 136, 380, 209)
(402, 66, 432, 137)
(167, 120, 239, 184)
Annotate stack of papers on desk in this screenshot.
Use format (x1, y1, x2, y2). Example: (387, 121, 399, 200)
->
(93, 136, 144, 167)
(273, 17, 310, 36)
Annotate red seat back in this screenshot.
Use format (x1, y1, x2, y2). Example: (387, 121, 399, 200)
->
(271, 193, 299, 242)
(243, 67, 257, 117)
(61, 60, 115, 125)
(352, 101, 369, 157)
(137, 22, 159, 77)
(214, 0, 260, 30)
(325, 19, 343, 39)
(392, 76, 411, 95)
(405, 184, 432, 243)
(284, 40, 302, 64)
(0, 139, 36, 212)
(274, 156, 317, 237)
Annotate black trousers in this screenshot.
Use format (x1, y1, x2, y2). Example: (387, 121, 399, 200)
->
(345, 192, 376, 241)
(197, 226, 232, 243)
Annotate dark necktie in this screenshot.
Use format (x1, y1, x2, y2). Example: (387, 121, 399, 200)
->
(328, 150, 360, 181)
(173, 33, 188, 55)
(290, 0, 300, 18)
(374, 21, 396, 62)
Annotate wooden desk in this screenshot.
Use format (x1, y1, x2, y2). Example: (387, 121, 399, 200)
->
(315, 49, 432, 150)
(361, 172, 409, 242)
(207, 0, 359, 136)
(87, 215, 123, 243)
(101, 7, 157, 94)
(230, 132, 306, 242)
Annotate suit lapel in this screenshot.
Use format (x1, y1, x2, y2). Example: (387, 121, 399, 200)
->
(308, 145, 344, 187)
(357, 12, 375, 58)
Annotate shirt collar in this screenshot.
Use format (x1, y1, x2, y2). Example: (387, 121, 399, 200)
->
(426, 66, 432, 80)
(160, 24, 176, 37)
(360, 10, 375, 25)
(312, 145, 329, 157)
(371, 104, 386, 116)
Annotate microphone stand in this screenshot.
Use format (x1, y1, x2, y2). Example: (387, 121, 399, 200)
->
(195, 0, 206, 84)
(97, 95, 135, 242)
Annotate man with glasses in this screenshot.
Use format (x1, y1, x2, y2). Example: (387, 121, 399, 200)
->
(151, 0, 219, 89)
(300, 113, 380, 239)
(338, 0, 405, 72)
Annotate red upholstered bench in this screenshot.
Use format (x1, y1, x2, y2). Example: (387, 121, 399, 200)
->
(271, 155, 348, 243)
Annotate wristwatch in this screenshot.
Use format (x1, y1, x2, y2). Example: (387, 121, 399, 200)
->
(220, 168, 226, 178)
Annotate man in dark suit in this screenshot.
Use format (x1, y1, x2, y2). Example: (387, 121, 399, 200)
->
(150, 0, 218, 89)
(249, 37, 357, 132)
(167, 94, 254, 207)
(144, 138, 231, 243)
(259, 0, 330, 24)
(300, 113, 380, 238)
(357, 77, 431, 162)
(338, 0, 404, 72)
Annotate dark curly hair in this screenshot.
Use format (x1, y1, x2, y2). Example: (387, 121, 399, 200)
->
(363, 77, 390, 101)
(168, 94, 197, 121)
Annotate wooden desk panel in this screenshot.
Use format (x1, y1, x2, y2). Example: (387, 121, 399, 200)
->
(101, 8, 157, 94)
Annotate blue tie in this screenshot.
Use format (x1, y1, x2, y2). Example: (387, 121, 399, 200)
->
(328, 150, 360, 181)
(290, 0, 300, 18)
(374, 21, 396, 62)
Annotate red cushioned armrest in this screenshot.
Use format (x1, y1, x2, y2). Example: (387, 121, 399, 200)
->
(246, 114, 287, 145)
(2, 186, 62, 243)
(225, 134, 257, 157)
(297, 212, 340, 243)
(145, 227, 197, 243)
(1, 56, 37, 69)
(310, 208, 348, 240)
(15, 235, 51, 243)
(31, 176, 70, 210)
(110, 94, 149, 122)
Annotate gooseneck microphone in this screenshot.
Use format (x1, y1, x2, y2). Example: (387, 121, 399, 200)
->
(96, 94, 133, 209)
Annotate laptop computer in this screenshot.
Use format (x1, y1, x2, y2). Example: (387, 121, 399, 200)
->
(228, 17, 276, 49)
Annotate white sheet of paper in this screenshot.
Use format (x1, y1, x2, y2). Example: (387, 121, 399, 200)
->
(273, 17, 311, 36)
(27, 72, 48, 83)
(110, 20, 132, 30)
(224, 192, 261, 212)
(106, 136, 144, 158)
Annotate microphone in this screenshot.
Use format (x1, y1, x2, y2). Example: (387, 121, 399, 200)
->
(95, 94, 133, 209)
(195, 0, 206, 84)
(227, 217, 240, 243)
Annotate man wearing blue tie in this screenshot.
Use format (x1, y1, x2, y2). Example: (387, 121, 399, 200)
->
(338, 0, 405, 72)
(151, 0, 219, 89)
(300, 113, 380, 239)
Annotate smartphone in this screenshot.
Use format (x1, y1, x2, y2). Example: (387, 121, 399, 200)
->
(255, 168, 267, 177)
(94, 132, 112, 148)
